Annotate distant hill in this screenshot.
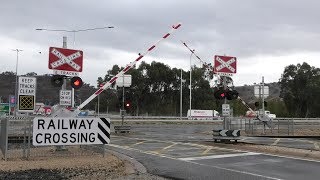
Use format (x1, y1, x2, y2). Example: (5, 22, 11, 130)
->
(235, 82, 281, 104)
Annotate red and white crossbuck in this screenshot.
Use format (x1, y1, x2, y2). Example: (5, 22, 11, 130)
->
(214, 55, 237, 76)
(48, 47, 83, 73)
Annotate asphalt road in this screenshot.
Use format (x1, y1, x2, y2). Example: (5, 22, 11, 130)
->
(241, 137, 320, 150)
(107, 124, 320, 180)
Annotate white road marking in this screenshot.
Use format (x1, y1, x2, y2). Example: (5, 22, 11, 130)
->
(130, 141, 146, 147)
(162, 143, 177, 150)
(272, 138, 281, 146)
(112, 135, 320, 163)
(108, 143, 281, 180)
(189, 161, 283, 180)
(201, 147, 212, 155)
(179, 152, 261, 161)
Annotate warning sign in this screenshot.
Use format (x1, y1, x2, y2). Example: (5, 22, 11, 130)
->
(60, 90, 72, 106)
(32, 117, 111, 146)
(18, 77, 36, 112)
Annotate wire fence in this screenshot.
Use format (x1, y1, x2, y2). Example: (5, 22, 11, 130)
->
(228, 117, 320, 136)
(0, 116, 105, 161)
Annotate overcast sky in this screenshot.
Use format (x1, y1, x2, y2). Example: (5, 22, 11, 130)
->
(1, 0, 320, 87)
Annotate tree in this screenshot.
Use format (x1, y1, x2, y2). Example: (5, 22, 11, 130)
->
(279, 62, 320, 117)
(25, 72, 37, 76)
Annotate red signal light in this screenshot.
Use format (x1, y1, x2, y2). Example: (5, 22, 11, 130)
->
(124, 100, 131, 110)
(71, 76, 83, 89)
(214, 89, 225, 100)
(74, 80, 80, 86)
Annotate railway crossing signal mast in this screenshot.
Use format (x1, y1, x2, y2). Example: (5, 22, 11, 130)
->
(180, 42, 273, 131)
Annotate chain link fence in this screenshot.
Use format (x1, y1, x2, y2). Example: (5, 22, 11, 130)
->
(0, 116, 105, 161)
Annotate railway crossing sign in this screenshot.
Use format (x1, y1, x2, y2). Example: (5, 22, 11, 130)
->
(18, 76, 36, 112)
(214, 55, 237, 76)
(48, 47, 83, 76)
(33, 117, 111, 146)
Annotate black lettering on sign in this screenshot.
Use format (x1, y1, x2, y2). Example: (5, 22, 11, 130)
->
(52, 133, 60, 143)
(47, 119, 55, 130)
(70, 133, 76, 143)
(87, 119, 93, 129)
(80, 133, 87, 142)
(79, 120, 86, 129)
(44, 133, 51, 143)
(70, 119, 77, 129)
(61, 133, 68, 143)
(89, 133, 96, 142)
(38, 119, 45, 129)
(36, 134, 43, 143)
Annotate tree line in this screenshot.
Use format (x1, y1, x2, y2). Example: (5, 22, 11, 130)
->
(0, 61, 318, 118)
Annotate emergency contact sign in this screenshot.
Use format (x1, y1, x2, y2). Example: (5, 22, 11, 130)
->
(32, 117, 110, 146)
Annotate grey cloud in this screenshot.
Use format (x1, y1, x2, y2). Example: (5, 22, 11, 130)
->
(1, 0, 320, 86)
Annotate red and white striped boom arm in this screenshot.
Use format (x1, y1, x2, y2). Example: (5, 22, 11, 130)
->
(76, 23, 182, 111)
(181, 41, 212, 72)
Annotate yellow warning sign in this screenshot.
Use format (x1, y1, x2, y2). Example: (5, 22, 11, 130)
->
(19, 95, 35, 111)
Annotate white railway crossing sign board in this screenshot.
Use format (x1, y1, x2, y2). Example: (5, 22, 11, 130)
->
(116, 74, 132, 87)
(48, 47, 83, 76)
(33, 117, 110, 146)
(214, 55, 237, 76)
(254, 85, 269, 98)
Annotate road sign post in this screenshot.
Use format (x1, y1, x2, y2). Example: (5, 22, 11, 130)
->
(114, 74, 132, 133)
(49, 38, 84, 109)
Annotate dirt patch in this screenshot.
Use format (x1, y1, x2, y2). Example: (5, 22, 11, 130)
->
(0, 152, 169, 179)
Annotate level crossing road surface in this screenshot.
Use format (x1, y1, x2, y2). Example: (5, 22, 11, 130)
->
(107, 124, 320, 180)
(241, 137, 320, 151)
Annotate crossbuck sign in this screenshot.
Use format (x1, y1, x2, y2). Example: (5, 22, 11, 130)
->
(48, 47, 83, 73)
(214, 55, 237, 76)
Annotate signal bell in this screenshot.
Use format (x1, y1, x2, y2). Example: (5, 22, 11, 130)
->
(51, 75, 64, 87)
(71, 76, 83, 89)
(226, 90, 239, 100)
